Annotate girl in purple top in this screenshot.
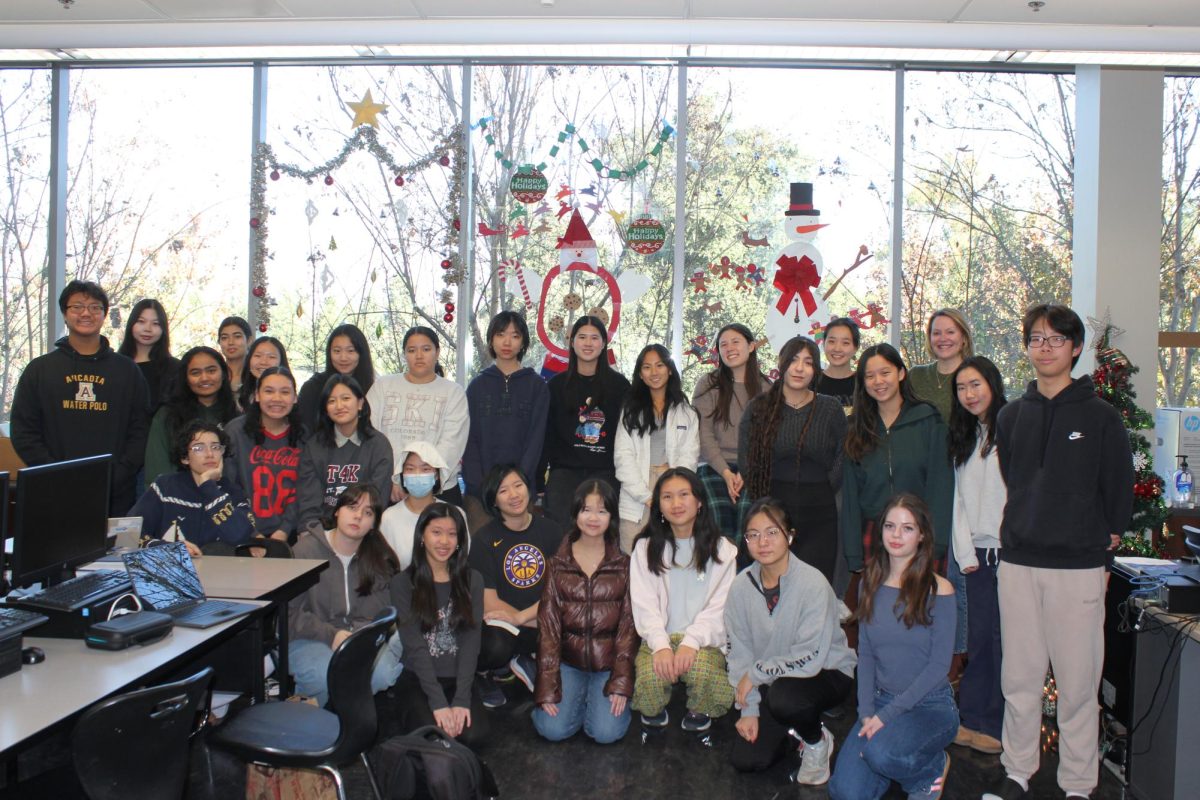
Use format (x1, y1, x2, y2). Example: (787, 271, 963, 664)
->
(829, 493, 958, 800)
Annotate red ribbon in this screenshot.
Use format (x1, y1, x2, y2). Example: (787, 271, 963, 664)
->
(773, 254, 820, 316)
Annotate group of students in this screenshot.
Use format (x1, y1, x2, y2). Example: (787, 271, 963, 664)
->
(8, 279, 1133, 800)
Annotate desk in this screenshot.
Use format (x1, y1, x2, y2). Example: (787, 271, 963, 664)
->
(194, 556, 327, 696)
(0, 602, 268, 758)
(1126, 606, 1200, 800)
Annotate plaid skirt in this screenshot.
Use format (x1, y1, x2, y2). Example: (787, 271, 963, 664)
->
(698, 464, 752, 543)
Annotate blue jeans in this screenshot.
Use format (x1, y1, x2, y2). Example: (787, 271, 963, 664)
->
(829, 685, 958, 800)
(531, 664, 631, 744)
(959, 548, 1003, 739)
(289, 632, 404, 708)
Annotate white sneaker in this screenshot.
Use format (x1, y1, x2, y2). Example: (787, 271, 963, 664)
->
(791, 725, 834, 785)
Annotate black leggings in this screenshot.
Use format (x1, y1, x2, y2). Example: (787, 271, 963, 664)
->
(392, 671, 490, 749)
(477, 625, 540, 672)
(729, 670, 853, 772)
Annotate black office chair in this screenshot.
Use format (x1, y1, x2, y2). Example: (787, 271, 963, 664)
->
(234, 537, 294, 559)
(211, 606, 396, 800)
(72, 666, 214, 800)
(1184, 524, 1200, 560)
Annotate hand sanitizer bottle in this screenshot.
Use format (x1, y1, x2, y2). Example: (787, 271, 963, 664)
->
(1175, 455, 1193, 509)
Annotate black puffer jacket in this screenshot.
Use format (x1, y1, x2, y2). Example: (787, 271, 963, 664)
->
(535, 537, 639, 704)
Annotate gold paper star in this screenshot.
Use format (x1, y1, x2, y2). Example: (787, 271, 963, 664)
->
(347, 90, 387, 129)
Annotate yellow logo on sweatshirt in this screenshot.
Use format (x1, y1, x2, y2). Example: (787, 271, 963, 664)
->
(61, 380, 107, 411)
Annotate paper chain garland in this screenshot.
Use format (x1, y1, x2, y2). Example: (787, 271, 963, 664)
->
(249, 124, 465, 331)
(477, 118, 674, 180)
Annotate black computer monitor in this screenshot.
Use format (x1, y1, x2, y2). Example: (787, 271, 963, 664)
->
(9, 455, 111, 588)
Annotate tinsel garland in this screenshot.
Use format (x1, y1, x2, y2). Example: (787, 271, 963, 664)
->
(249, 124, 465, 331)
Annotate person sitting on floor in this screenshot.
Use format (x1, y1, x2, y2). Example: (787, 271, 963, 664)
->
(288, 483, 403, 708)
(726, 497, 855, 785)
(533, 480, 638, 744)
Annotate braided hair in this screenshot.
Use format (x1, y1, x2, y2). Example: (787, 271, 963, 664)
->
(743, 336, 822, 500)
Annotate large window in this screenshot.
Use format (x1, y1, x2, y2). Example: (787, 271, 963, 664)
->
(0, 69, 51, 422)
(1160, 75, 1200, 406)
(902, 71, 1075, 391)
(66, 67, 252, 357)
(266, 64, 462, 377)
(471, 64, 677, 377)
(681, 67, 894, 391)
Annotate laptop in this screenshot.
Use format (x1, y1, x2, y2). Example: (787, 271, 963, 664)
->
(122, 543, 258, 629)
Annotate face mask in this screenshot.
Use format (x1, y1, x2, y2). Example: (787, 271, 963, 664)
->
(403, 473, 437, 498)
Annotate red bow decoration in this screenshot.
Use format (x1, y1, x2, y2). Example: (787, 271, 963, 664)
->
(773, 254, 820, 316)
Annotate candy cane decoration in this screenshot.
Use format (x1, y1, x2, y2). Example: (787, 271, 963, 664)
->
(499, 259, 537, 312)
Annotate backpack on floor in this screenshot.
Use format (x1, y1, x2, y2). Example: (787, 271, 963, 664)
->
(371, 725, 499, 800)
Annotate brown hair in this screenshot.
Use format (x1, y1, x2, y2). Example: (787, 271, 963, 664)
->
(855, 493, 938, 629)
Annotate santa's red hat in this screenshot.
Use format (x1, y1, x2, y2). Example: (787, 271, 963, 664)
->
(556, 209, 596, 250)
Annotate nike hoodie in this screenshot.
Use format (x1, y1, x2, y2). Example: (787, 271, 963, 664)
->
(995, 375, 1134, 570)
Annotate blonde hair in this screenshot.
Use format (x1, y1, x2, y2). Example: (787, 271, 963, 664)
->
(926, 308, 974, 360)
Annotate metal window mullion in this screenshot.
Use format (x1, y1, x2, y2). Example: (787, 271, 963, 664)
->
(890, 66, 905, 349)
(46, 64, 69, 352)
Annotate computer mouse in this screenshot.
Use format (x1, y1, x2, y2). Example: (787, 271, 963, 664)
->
(22, 646, 45, 665)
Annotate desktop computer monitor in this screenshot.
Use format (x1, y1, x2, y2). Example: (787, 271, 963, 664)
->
(9, 455, 111, 588)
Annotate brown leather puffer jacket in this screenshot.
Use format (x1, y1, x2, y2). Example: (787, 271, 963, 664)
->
(534, 537, 639, 704)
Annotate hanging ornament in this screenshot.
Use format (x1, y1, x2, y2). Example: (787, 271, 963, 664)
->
(328, 236, 338, 251)
(439, 155, 450, 167)
(626, 215, 666, 255)
(375, 322, 384, 338)
(324, 175, 334, 186)
(269, 170, 280, 181)
(563, 292, 583, 311)
(510, 165, 548, 204)
(443, 312, 454, 323)
(252, 286, 266, 298)
(370, 269, 378, 283)
(444, 302, 456, 313)
(394, 175, 405, 186)
(304, 200, 319, 225)
(393, 200, 409, 227)
(296, 301, 304, 319)
(259, 323, 268, 332)
(346, 90, 387, 129)
(441, 258, 453, 270)
(249, 217, 261, 229)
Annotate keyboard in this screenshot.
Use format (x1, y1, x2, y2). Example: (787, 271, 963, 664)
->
(19, 570, 133, 612)
(171, 599, 241, 625)
(0, 606, 49, 638)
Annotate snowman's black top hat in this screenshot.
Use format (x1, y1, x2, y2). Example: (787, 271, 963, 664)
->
(786, 182, 820, 217)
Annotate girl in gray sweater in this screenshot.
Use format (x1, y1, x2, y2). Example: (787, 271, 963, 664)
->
(726, 498, 855, 785)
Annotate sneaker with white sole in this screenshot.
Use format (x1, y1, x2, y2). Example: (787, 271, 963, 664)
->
(680, 711, 712, 732)
(477, 673, 507, 708)
(790, 725, 834, 785)
(640, 710, 669, 727)
(509, 654, 536, 693)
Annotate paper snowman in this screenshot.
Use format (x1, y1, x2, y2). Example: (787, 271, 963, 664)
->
(765, 182, 830, 352)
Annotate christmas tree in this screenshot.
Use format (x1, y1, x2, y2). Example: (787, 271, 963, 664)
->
(1091, 325, 1170, 556)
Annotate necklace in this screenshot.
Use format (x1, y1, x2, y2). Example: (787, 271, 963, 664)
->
(784, 390, 813, 410)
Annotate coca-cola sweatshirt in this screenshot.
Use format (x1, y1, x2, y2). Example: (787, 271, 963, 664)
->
(226, 414, 303, 537)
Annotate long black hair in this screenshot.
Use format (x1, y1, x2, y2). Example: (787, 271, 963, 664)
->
(406, 503, 474, 632)
(321, 323, 375, 394)
(118, 298, 172, 364)
(238, 336, 290, 411)
(845, 343, 922, 463)
(166, 346, 237, 439)
(636, 467, 726, 576)
(622, 344, 689, 436)
(243, 365, 304, 446)
(314, 373, 378, 448)
(694, 323, 769, 428)
(566, 479, 619, 547)
(329, 484, 399, 596)
(947, 356, 1007, 468)
(744, 336, 822, 499)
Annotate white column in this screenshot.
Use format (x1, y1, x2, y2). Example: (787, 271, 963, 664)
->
(1073, 66, 1162, 410)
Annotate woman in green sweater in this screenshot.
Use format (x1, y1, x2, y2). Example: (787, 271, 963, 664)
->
(905, 308, 974, 422)
(143, 346, 238, 484)
(841, 344, 953, 646)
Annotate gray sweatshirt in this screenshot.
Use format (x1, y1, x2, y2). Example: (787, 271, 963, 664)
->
(289, 529, 397, 647)
(724, 553, 856, 718)
(296, 430, 394, 532)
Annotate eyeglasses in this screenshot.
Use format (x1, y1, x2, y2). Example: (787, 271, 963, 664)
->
(66, 303, 105, 315)
(1027, 334, 1069, 349)
(744, 527, 785, 543)
(188, 443, 225, 454)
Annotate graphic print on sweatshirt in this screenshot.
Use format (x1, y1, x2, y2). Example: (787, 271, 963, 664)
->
(62, 373, 110, 411)
(248, 444, 301, 519)
(323, 463, 362, 510)
(573, 396, 608, 453)
(503, 543, 547, 589)
(378, 391, 449, 448)
(425, 602, 459, 658)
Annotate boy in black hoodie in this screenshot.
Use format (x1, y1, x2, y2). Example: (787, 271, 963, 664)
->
(983, 305, 1133, 800)
(10, 281, 151, 514)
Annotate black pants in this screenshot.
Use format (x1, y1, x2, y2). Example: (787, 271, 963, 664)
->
(771, 480, 838, 585)
(544, 467, 618, 527)
(729, 670, 853, 772)
(392, 671, 490, 748)
(477, 625, 539, 673)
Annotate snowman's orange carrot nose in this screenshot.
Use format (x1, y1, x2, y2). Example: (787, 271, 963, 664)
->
(794, 223, 828, 234)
